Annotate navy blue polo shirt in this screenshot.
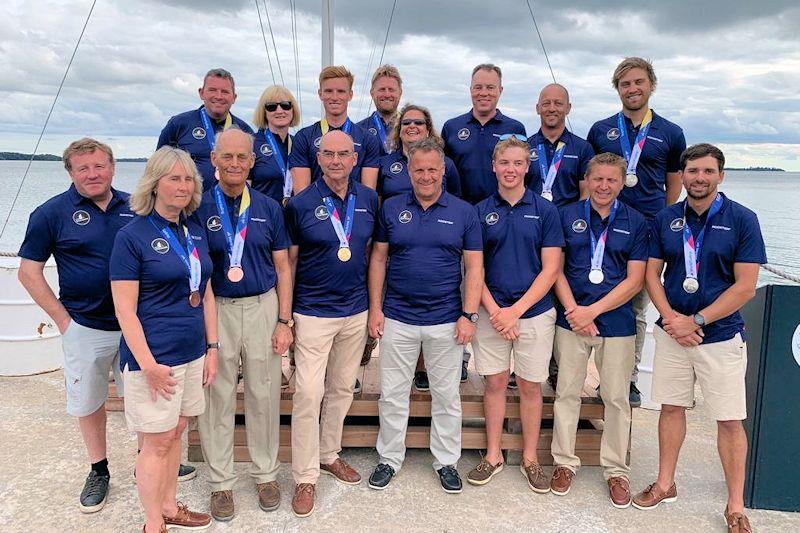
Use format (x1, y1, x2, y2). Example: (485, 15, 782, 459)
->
(288, 119, 381, 183)
(18, 185, 134, 331)
(587, 110, 686, 218)
(110, 212, 213, 370)
(356, 112, 394, 156)
(441, 109, 526, 205)
(157, 106, 254, 192)
(476, 189, 564, 319)
(557, 200, 649, 337)
(378, 151, 462, 200)
(376, 191, 483, 326)
(285, 178, 378, 317)
(526, 129, 595, 208)
(251, 129, 293, 204)
(193, 186, 289, 298)
(649, 194, 766, 344)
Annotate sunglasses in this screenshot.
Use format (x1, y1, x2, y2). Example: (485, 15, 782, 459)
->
(265, 101, 292, 112)
(497, 133, 528, 141)
(401, 119, 427, 126)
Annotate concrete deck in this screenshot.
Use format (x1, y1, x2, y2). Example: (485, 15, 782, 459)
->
(1, 370, 797, 532)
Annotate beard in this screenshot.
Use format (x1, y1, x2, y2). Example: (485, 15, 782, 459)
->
(686, 184, 715, 200)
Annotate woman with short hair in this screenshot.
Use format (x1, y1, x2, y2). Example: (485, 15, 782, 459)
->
(110, 146, 217, 533)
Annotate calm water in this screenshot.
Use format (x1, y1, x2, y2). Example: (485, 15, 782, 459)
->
(0, 161, 796, 286)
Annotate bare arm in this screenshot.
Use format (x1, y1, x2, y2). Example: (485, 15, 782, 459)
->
(201, 280, 218, 387)
(288, 245, 299, 289)
(360, 167, 379, 190)
(645, 257, 674, 319)
(578, 180, 589, 200)
(271, 248, 294, 354)
(588, 260, 645, 316)
(291, 168, 312, 195)
(18, 259, 71, 333)
(665, 171, 682, 205)
(367, 242, 389, 338)
(455, 249, 483, 345)
(699, 262, 759, 323)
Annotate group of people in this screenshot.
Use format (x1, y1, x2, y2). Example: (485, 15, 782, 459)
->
(18, 56, 764, 533)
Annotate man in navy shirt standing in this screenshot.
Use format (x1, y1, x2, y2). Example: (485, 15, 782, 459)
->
(466, 137, 563, 492)
(285, 130, 378, 517)
(633, 144, 765, 533)
(157, 68, 254, 192)
(356, 64, 402, 156)
(289, 66, 381, 192)
(587, 57, 687, 405)
(366, 138, 484, 494)
(18, 138, 134, 513)
(550, 153, 648, 507)
(194, 129, 293, 520)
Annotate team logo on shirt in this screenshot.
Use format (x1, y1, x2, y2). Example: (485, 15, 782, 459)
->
(314, 136, 323, 148)
(457, 128, 471, 141)
(206, 216, 222, 232)
(192, 127, 206, 140)
(485, 212, 499, 225)
(260, 144, 273, 156)
(398, 210, 413, 224)
(572, 219, 587, 233)
(606, 128, 620, 141)
(368, 127, 377, 136)
(530, 148, 539, 161)
(314, 206, 329, 220)
(72, 210, 90, 226)
(389, 162, 403, 174)
(670, 218, 685, 232)
(151, 238, 170, 254)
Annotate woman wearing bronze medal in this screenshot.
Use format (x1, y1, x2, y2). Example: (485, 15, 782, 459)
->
(110, 146, 217, 533)
(251, 85, 301, 207)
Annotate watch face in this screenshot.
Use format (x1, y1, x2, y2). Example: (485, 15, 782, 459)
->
(469, 313, 479, 323)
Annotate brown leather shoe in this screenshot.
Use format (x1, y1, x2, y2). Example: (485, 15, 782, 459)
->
(257, 481, 280, 512)
(292, 483, 315, 518)
(163, 502, 212, 529)
(520, 459, 550, 494)
(466, 457, 504, 486)
(724, 506, 752, 532)
(607, 476, 631, 509)
(209, 490, 234, 521)
(320, 458, 362, 485)
(550, 466, 575, 496)
(141, 524, 167, 533)
(632, 481, 678, 510)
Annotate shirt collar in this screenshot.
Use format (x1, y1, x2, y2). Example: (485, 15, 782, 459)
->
(315, 177, 356, 201)
(68, 183, 125, 209)
(532, 128, 571, 146)
(468, 108, 506, 125)
(407, 190, 449, 208)
(493, 188, 534, 207)
(149, 209, 185, 231)
(619, 109, 661, 131)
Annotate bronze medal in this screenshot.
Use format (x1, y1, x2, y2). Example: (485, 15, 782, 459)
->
(189, 290, 201, 307)
(337, 247, 352, 262)
(227, 266, 244, 283)
(281, 196, 290, 208)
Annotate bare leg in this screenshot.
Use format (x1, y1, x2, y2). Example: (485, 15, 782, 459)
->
(517, 378, 543, 464)
(655, 404, 687, 491)
(416, 350, 425, 372)
(137, 429, 173, 533)
(78, 405, 107, 463)
(162, 417, 188, 518)
(483, 371, 509, 464)
(717, 420, 747, 514)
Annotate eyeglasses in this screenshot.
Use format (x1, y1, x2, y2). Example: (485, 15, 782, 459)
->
(401, 119, 427, 126)
(497, 133, 528, 141)
(319, 150, 354, 160)
(265, 101, 292, 112)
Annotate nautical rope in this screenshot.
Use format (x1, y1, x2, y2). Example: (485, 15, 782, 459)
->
(254, 0, 277, 85)
(760, 263, 800, 284)
(263, 0, 285, 87)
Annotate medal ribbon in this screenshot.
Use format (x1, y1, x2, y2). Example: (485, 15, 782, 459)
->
(149, 216, 201, 293)
(213, 185, 251, 269)
(537, 140, 566, 195)
(321, 192, 356, 250)
(320, 117, 353, 136)
(264, 129, 293, 200)
(617, 109, 653, 177)
(199, 107, 233, 151)
(585, 199, 618, 273)
(371, 111, 391, 153)
(682, 193, 723, 280)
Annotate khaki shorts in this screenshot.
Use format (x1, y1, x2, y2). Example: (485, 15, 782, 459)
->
(652, 326, 747, 421)
(472, 307, 556, 383)
(123, 355, 206, 433)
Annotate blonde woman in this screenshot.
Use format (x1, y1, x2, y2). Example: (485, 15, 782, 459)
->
(110, 146, 217, 533)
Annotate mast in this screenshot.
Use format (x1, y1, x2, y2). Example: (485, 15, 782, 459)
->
(321, 0, 334, 67)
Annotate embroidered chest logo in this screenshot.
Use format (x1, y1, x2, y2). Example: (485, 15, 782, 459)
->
(206, 216, 222, 232)
(606, 128, 620, 141)
(192, 127, 206, 140)
(72, 210, 90, 226)
(398, 210, 413, 224)
(572, 219, 587, 233)
(260, 144, 273, 156)
(457, 128, 470, 141)
(151, 238, 170, 254)
(485, 212, 499, 225)
(390, 162, 403, 174)
(314, 206, 329, 220)
(313, 136, 323, 148)
(669, 218, 685, 232)
(368, 127, 378, 136)
(530, 148, 539, 161)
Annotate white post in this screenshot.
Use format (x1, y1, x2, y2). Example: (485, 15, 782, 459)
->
(321, 0, 334, 67)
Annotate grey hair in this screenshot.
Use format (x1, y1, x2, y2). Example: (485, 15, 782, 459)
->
(203, 68, 236, 92)
(407, 137, 445, 164)
(471, 63, 502, 82)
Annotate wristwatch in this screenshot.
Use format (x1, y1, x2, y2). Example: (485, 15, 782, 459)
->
(206, 341, 220, 350)
(693, 313, 706, 327)
(278, 317, 295, 328)
(461, 311, 479, 324)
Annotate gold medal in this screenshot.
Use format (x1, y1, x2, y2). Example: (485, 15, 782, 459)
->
(189, 291, 201, 307)
(337, 247, 352, 262)
(227, 266, 244, 282)
(281, 197, 290, 208)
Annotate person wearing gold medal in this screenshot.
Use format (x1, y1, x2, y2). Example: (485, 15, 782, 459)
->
(284, 130, 378, 517)
(192, 128, 293, 521)
(110, 146, 216, 533)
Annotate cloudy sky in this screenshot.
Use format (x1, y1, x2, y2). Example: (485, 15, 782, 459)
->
(2, 0, 800, 169)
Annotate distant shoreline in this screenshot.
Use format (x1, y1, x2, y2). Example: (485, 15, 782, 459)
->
(726, 167, 785, 172)
(0, 152, 147, 162)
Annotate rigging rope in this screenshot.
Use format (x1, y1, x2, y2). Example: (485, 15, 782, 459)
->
(254, 0, 277, 85)
(263, 0, 285, 87)
(289, 0, 303, 116)
(364, 0, 398, 117)
(0, 0, 98, 242)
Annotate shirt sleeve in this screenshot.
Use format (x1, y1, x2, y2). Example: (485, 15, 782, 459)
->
(734, 210, 768, 264)
(577, 141, 595, 180)
(360, 133, 381, 169)
(514, 120, 527, 137)
(17, 206, 54, 262)
(270, 202, 290, 251)
(629, 215, 649, 261)
(288, 129, 311, 170)
(666, 127, 687, 173)
(648, 216, 665, 259)
(541, 203, 565, 248)
(462, 206, 484, 251)
(157, 117, 176, 149)
(109, 230, 142, 281)
(586, 124, 600, 154)
(283, 202, 301, 245)
(444, 158, 462, 197)
(374, 203, 390, 243)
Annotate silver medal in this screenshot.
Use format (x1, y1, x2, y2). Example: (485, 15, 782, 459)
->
(541, 190, 553, 202)
(589, 269, 605, 284)
(683, 277, 699, 293)
(625, 173, 638, 187)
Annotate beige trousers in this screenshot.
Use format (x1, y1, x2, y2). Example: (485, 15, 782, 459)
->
(197, 290, 282, 491)
(291, 311, 368, 484)
(551, 326, 634, 480)
(631, 288, 650, 383)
